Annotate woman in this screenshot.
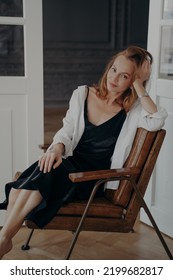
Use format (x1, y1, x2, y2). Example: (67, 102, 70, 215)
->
(0, 46, 168, 259)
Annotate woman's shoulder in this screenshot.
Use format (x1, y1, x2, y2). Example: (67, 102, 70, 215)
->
(72, 85, 97, 99)
(75, 85, 96, 93)
(74, 85, 88, 92)
(88, 86, 97, 94)
(70, 85, 89, 106)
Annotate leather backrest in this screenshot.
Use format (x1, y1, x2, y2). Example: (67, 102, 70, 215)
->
(105, 128, 157, 207)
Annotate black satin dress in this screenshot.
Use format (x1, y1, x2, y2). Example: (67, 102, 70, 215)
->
(3, 99, 126, 228)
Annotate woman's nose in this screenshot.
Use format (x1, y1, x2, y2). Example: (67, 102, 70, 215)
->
(113, 74, 119, 83)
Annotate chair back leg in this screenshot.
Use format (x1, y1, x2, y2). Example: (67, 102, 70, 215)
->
(131, 178, 173, 260)
(21, 229, 35, 251)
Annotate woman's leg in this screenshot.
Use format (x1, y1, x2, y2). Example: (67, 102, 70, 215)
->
(5, 188, 22, 219)
(0, 188, 42, 259)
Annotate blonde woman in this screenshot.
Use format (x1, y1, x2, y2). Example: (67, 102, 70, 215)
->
(0, 46, 167, 259)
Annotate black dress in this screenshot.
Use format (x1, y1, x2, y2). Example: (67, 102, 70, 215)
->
(3, 98, 126, 228)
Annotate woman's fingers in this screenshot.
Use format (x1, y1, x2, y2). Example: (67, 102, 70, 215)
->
(38, 155, 46, 171)
(38, 152, 55, 173)
(53, 157, 62, 169)
(142, 60, 151, 78)
(38, 151, 62, 173)
(135, 60, 151, 83)
(44, 153, 55, 173)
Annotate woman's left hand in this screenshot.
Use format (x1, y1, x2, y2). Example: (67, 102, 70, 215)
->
(132, 59, 157, 114)
(133, 59, 151, 86)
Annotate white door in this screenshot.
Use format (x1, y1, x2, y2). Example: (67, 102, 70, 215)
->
(0, 0, 43, 225)
(141, 0, 173, 237)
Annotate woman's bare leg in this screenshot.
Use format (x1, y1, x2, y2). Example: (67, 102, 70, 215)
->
(5, 188, 22, 219)
(0, 189, 42, 259)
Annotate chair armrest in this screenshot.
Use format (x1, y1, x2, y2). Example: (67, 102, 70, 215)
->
(69, 167, 140, 183)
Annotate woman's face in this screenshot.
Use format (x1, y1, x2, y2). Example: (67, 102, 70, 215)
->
(107, 55, 136, 96)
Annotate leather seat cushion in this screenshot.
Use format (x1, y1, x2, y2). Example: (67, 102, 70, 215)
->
(57, 197, 124, 218)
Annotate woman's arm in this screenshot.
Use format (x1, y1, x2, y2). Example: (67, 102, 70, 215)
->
(132, 60, 168, 131)
(38, 91, 77, 173)
(133, 60, 157, 114)
(38, 86, 86, 173)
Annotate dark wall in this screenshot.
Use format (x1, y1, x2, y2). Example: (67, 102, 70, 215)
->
(43, 0, 150, 107)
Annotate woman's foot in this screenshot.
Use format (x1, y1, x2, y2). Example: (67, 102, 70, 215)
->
(0, 238, 12, 259)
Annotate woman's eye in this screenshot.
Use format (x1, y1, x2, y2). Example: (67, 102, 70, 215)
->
(121, 74, 128, 79)
(112, 67, 116, 72)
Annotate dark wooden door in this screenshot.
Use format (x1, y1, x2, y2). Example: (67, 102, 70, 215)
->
(43, 0, 149, 107)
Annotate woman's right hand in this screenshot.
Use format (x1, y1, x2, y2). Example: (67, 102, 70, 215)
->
(38, 143, 65, 173)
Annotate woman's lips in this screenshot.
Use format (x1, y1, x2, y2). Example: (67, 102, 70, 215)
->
(109, 82, 117, 88)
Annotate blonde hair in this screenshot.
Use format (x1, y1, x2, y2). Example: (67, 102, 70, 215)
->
(94, 46, 153, 112)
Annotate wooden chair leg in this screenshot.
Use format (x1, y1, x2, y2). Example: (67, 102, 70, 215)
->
(64, 179, 105, 260)
(21, 229, 34, 250)
(130, 178, 173, 260)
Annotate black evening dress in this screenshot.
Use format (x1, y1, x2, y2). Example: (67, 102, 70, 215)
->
(3, 97, 126, 228)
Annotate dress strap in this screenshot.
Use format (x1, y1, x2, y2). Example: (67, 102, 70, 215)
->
(86, 86, 89, 99)
(84, 86, 89, 115)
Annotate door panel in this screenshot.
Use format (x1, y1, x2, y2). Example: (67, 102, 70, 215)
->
(0, 0, 43, 225)
(140, 0, 173, 237)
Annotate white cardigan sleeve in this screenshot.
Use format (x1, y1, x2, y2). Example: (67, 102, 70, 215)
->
(138, 105, 168, 131)
(48, 86, 86, 157)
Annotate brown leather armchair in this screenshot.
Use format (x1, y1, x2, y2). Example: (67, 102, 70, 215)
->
(20, 128, 172, 259)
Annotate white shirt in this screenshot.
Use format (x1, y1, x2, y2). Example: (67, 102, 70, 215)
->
(49, 86, 168, 189)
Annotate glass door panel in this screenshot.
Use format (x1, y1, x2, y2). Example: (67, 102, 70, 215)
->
(0, 24, 24, 76)
(0, 0, 24, 76)
(159, 26, 173, 79)
(0, 0, 23, 17)
(163, 0, 173, 19)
